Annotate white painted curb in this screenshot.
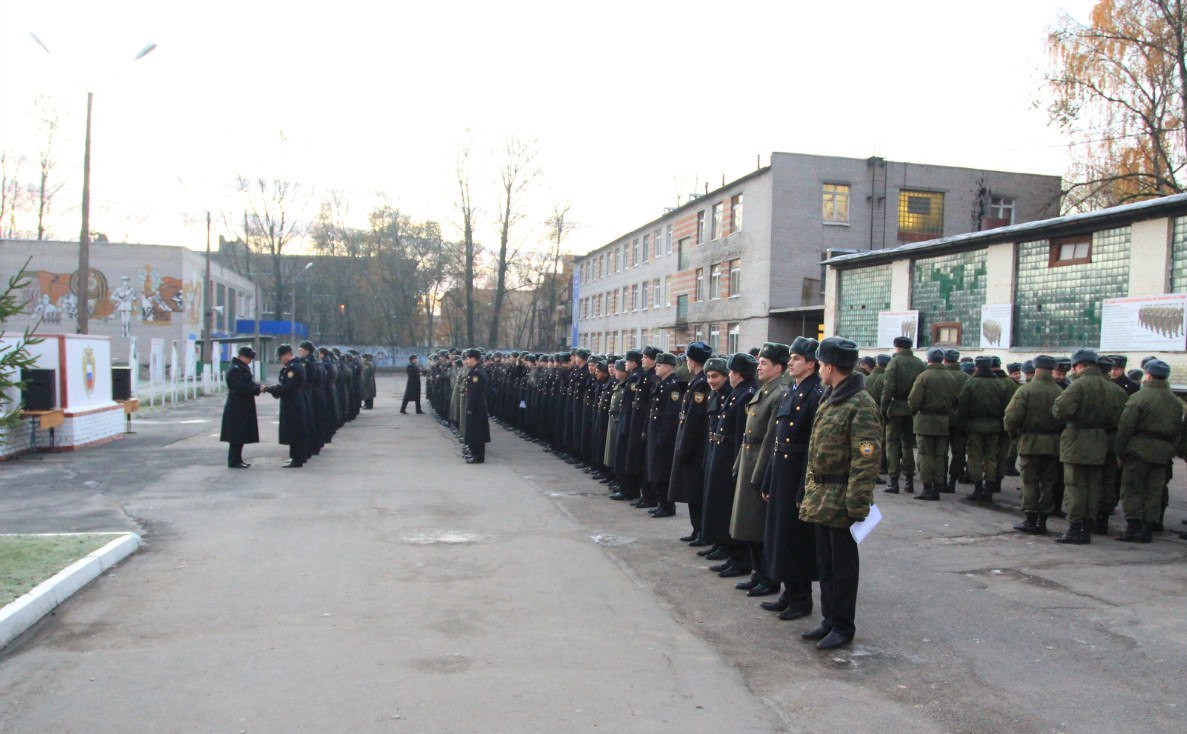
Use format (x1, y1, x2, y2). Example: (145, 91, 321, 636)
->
(0, 532, 141, 651)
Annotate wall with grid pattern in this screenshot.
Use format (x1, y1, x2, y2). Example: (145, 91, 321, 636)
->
(837, 265, 891, 346)
(910, 249, 987, 347)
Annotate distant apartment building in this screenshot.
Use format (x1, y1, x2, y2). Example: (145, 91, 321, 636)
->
(572, 152, 1062, 354)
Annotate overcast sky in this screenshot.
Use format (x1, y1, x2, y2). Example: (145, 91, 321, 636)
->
(0, 0, 1098, 257)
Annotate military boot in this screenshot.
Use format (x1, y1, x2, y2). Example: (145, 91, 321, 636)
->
(1036, 513, 1049, 535)
(1116, 518, 1149, 543)
(883, 476, 900, 494)
(968, 482, 988, 502)
(914, 483, 939, 501)
(1055, 521, 1089, 544)
(942, 475, 957, 493)
(903, 474, 915, 494)
(1013, 512, 1040, 534)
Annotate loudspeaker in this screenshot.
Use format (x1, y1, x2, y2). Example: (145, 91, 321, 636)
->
(111, 367, 132, 401)
(21, 369, 56, 411)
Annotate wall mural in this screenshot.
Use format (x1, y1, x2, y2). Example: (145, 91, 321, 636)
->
(24, 266, 185, 334)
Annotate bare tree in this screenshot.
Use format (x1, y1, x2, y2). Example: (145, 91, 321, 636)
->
(0, 152, 24, 238)
(488, 135, 538, 347)
(33, 98, 65, 240)
(455, 138, 479, 346)
(541, 202, 576, 349)
(239, 176, 308, 319)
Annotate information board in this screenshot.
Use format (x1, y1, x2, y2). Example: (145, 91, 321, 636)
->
(1099, 293, 1187, 352)
(980, 304, 1013, 349)
(877, 310, 919, 349)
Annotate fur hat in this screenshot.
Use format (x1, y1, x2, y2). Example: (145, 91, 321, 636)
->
(686, 341, 713, 364)
(759, 342, 791, 366)
(704, 357, 729, 375)
(815, 337, 859, 368)
(655, 352, 678, 367)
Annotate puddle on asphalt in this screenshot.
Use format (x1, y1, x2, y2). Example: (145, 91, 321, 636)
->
(591, 533, 636, 547)
(397, 530, 491, 545)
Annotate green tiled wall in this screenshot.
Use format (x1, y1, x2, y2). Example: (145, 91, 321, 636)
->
(910, 249, 987, 347)
(838, 265, 890, 346)
(1013, 226, 1131, 348)
(1171, 216, 1187, 293)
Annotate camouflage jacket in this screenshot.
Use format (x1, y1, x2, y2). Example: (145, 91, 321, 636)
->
(1002, 372, 1064, 456)
(908, 363, 960, 436)
(1115, 380, 1185, 465)
(881, 349, 925, 417)
(1053, 366, 1118, 465)
(800, 372, 882, 529)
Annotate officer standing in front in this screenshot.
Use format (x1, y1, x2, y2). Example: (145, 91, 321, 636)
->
(799, 337, 881, 650)
(221, 346, 264, 468)
(266, 344, 308, 468)
(462, 348, 490, 464)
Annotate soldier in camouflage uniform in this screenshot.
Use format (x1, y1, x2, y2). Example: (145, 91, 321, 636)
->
(907, 347, 960, 501)
(865, 353, 891, 484)
(957, 356, 1009, 502)
(880, 336, 925, 493)
(944, 350, 970, 492)
(799, 337, 881, 651)
(1052, 349, 1116, 544)
(1114, 359, 1185, 542)
(1003, 355, 1064, 534)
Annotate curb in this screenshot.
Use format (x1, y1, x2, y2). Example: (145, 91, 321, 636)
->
(0, 533, 141, 651)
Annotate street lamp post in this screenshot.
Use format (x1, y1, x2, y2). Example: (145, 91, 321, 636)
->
(290, 262, 313, 345)
(29, 35, 157, 334)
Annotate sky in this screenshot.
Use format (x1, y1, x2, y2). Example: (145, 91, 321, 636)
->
(0, 0, 1100, 257)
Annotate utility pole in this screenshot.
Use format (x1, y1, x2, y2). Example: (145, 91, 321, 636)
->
(202, 211, 212, 369)
(77, 92, 93, 334)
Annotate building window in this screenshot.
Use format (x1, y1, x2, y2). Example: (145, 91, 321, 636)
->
(666, 224, 673, 254)
(695, 268, 705, 302)
(823, 184, 850, 223)
(990, 196, 1015, 224)
(642, 234, 650, 263)
(709, 264, 721, 300)
(694, 324, 705, 342)
(677, 237, 690, 270)
(1049, 234, 1092, 267)
(727, 194, 742, 234)
(709, 322, 720, 351)
(664, 276, 673, 306)
(676, 294, 688, 320)
(621, 288, 628, 313)
(696, 211, 705, 245)
(931, 322, 962, 346)
(653, 230, 661, 259)
(728, 259, 741, 297)
(593, 294, 600, 317)
(898, 190, 944, 242)
(630, 284, 639, 311)
(581, 298, 588, 320)
(728, 322, 740, 353)
(642, 280, 651, 310)
(632, 238, 640, 267)
(652, 278, 662, 309)
(711, 202, 724, 240)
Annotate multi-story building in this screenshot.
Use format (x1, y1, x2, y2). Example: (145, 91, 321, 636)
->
(572, 152, 1062, 354)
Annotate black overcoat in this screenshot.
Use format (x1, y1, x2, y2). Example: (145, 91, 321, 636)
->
(668, 370, 711, 503)
(220, 358, 261, 444)
(761, 372, 823, 584)
(625, 368, 655, 474)
(268, 359, 308, 448)
(404, 363, 422, 402)
(613, 368, 643, 474)
(464, 365, 491, 445)
(702, 379, 757, 544)
(646, 373, 684, 485)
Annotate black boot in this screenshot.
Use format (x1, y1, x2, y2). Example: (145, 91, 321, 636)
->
(1116, 518, 1149, 543)
(1056, 521, 1089, 544)
(968, 482, 988, 502)
(1036, 513, 1049, 535)
(1013, 512, 1040, 534)
(904, 474, 915, 494)
(884, 476, 901, 494)
(1092, 514, 1111, 535)
(875, 475, 887, 485)
(942, 476, 957, 493)
(914, 483, 939, 501)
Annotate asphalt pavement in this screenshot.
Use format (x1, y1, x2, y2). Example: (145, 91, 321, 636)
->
(1, 374, 1185, 733)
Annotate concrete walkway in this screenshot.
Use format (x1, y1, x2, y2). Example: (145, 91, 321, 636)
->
(0, 376, 784, 733)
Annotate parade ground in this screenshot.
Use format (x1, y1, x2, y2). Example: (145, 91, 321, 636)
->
(1, 374, 1185, 733)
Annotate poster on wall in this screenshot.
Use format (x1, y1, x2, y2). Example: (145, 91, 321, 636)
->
(1100, 292, 1187, 352)
(877, 311, 919, 349)
(979, 304, 1013, 349)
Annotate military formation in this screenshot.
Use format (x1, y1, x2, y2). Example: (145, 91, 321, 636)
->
(219, 341, 376, 468)
(423, 337, 879, 650)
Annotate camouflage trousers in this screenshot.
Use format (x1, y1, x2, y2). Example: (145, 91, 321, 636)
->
(1120, 459, 1166, 523)
(997, 433, 1015, 477)
(947, 426, 966, 479)
(965, 432, 1000, 484)
(1019, 454, 1059, 514)
(1063, 462, 1103, 524)
(885, 415, 916, 477)
(917, 435, 949, 485)
(1099, 452, 1119, 516)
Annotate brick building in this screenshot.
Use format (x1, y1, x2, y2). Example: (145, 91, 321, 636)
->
(572, 152, 1061, 354)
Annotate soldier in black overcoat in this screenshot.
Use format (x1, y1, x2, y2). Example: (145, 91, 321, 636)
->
(220, 346, 263, 468)
(627, 347, 660, 507)
(702, 353, 759, 570)
(462, 348, 491, 464)
(318, 348, 338, 444)
(611, 350, 645, 501)
(760, 337, 824, 620)
(298, 341, 323, 459)
(266, 343, 309, 468)
(402, 355, 424, 414)
(646, 352, 685, 518)
(669, 342, 713, 539)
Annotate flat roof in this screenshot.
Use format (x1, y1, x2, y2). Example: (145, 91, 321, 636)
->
(824, 192, 1187, 268)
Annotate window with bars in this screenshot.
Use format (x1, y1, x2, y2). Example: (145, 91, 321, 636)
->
(898, 190, 944, 242)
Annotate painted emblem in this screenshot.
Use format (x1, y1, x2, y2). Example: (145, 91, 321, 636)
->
(859, 441, 876, 457)
(471, 375, 479, 383)
(82, 347, 96, 395)
(287, 370, 294, 378)
(670, 391, 680, 401)
(694, 392, 705, 404)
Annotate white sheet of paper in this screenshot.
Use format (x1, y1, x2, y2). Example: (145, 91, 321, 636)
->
(849, 503, 882, 544)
